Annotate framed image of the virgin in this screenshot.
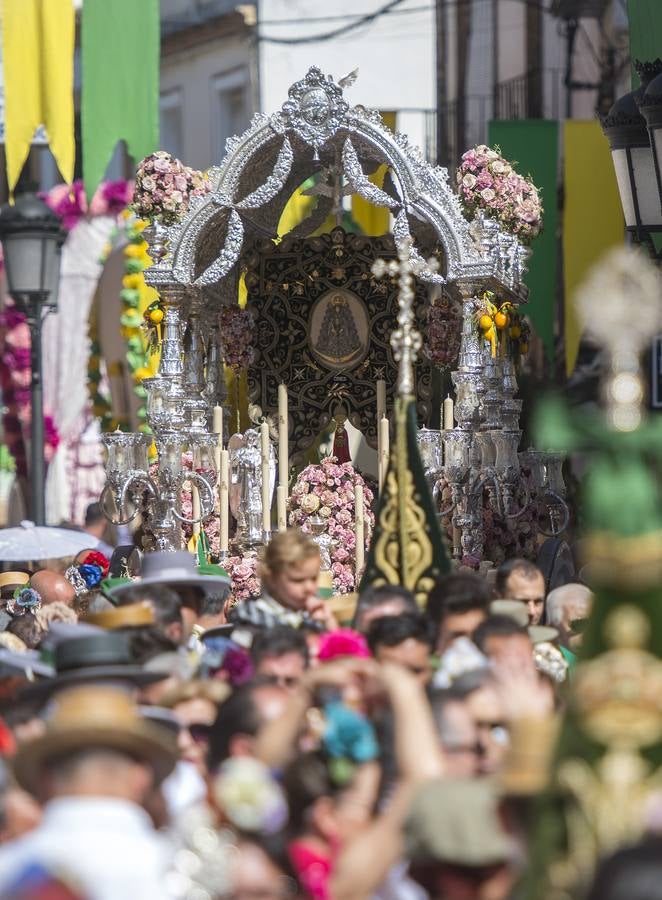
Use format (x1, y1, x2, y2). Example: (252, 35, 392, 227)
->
(241, 227, 433, 463)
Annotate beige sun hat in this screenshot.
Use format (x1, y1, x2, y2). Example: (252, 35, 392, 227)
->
(13, 685, 178, 794)
(85, 601, 155, 630)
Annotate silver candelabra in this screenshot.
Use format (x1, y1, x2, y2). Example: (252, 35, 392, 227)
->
(417, 289, 569, 562)
(99, 223, 225, 552)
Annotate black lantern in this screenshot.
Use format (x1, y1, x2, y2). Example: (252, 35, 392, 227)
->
(0, 193, 66, 525)
(601, 60, 662, 245)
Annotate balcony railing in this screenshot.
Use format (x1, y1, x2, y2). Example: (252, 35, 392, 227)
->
(419, 68, 563, 168)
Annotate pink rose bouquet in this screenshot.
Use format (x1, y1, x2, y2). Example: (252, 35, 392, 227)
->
(289, 457, 375, 594)
(132, 151, 210, 226)
(224, 554, 261, 605)
(219, 306, 256, 370)
(456, 145, 542, 244)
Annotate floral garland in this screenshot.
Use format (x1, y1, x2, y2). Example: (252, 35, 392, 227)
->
(224, 554, 261, 606)
(456, 145, 542, 245)
(0, 302, 59, 477)
(424, 295, 463, 370)
(118, 219, 161, 429)
(219, 306, 256, 370)
(289, 457, 375, 594)
(132, 151, 210, 225)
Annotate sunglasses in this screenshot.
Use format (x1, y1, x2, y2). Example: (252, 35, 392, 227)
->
(183, 722, 211, 744)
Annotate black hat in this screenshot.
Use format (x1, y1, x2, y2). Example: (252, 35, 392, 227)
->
(18, 631, 167, 703)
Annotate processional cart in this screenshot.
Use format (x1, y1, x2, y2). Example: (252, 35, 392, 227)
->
(99, 67, 568, 580)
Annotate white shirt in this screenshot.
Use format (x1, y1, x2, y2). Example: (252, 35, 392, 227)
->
(0, 796, 171, 900)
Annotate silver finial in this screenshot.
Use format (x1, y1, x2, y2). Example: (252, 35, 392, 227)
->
(372, 237, 438, 397)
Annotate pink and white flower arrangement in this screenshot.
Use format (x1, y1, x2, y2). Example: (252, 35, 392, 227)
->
(289, 457, 375, 594)
(132, 151, 210, 226)
(456, 145, 542, 244)
(224, 554, 261, 605)
(219, 306, 256, 370)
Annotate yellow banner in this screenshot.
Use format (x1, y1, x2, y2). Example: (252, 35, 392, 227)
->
(563, 121, 623, 374)
(351, 111, 397, 236)
(3, 0, 75, 193)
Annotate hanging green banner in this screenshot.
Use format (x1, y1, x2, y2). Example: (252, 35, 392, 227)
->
(628, 0, 662, 86)
(487, 120, 559, 361)
(82, 0, 160, 199)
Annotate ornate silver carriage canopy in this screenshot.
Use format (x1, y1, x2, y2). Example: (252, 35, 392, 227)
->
(143, 67, 529, 459)
(146, 66, 528, 297)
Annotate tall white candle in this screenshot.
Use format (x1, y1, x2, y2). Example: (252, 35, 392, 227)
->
(443, 396, 454, 431)
(213, 405, 223, 445)
(355, 482, 365, 585)
(192, 485, 201, 536)
(379, 416, 390, 493)
(278, 384, 289, 489)
(219, 449, 229, 553)
(260, 421, 271, 534)
(277, 485, 287, 532)
(376, 380, 386, 422)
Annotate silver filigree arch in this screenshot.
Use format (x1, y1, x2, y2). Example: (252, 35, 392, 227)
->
(144, 66, 529, 301)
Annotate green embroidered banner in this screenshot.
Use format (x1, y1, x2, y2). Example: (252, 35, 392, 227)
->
(82, 0, 160, 199)
(488, 120, 559, 361)
(629, 0, 662, 86)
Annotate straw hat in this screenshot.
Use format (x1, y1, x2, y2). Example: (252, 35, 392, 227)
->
(0, 571, 29, 596)
(13, 685, 178, 794)
(85, 601, 155, 630)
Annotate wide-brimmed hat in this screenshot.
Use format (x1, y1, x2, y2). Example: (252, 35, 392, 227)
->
(13, 685, 178, 794)
(18, 630, 167, 703)
(106, 551, 230, 601)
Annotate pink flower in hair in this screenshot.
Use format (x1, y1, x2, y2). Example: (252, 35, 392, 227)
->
(318, 629, 371, 662)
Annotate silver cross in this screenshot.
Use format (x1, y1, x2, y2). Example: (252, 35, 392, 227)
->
(372, 237, 438, 397)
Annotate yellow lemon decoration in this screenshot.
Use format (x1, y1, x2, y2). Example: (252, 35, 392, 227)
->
(149, 308, 164, 325)
(479, 314, 493, 332)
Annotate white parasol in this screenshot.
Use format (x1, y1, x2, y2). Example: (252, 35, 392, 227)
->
(0, 520, 100, 562)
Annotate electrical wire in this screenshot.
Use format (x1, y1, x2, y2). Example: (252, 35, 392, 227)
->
(257, 0, 411, 44)
(257, 0, 559, 44)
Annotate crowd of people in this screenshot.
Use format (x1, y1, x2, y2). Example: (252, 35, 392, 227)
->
(0, 525, 615, 899)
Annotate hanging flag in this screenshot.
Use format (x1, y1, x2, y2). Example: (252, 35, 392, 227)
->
(563, 121, 623, 375)
(2, 0, 75, 195)
(81, 0, 160, 199)
(488, 120, 559, 361)
(359, 397, 451, 605)
(351, 112, 397, 236)
(628, 0, 662, 86)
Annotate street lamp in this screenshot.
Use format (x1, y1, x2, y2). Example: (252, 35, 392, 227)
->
(600, 60, 662, 254)
(0, 193, 65, 524)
